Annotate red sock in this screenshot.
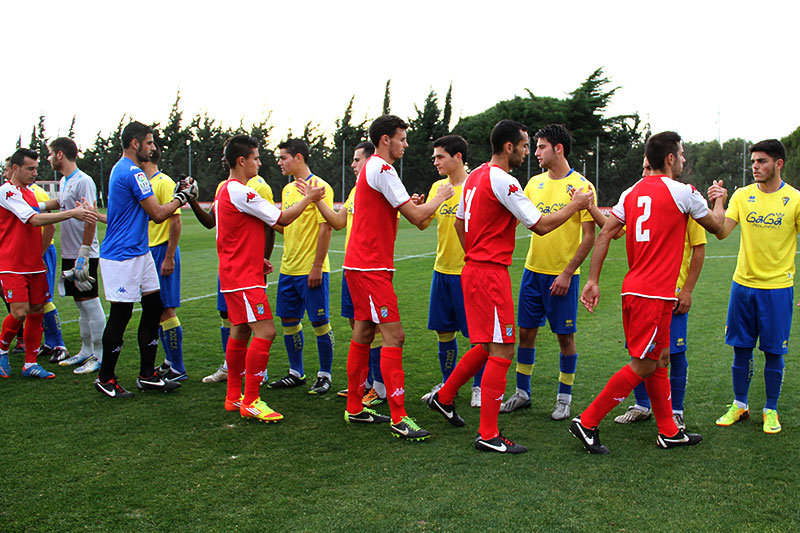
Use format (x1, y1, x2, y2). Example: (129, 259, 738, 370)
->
(243, 337, 271, 405)
(581, 364, 642, 428)
(225, 337, 248, 402)
(380, 346, 407, 423)
(23, 313, 43, 364)
(0, 314, 23, 352)
(478, 356, 511, 440)
(644, 366, 679, 437)
(346, 340, 370, 414)
(438, 344, 489, 404)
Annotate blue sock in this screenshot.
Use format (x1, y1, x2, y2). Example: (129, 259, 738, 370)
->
(42, 303, 64, 348)
(763, 352, 785, 411)
(632, 381, 651, 409)
(515, 347, 535, 396)
(438, 337, 458, 382)
(669, 351, 688, 412)
(220, 319, 230, 354)
(473, 360, 485, 387)
(158, 326, 170, 365)
(160, 317, 184, 373)
(369, 346, 382, 384)
(558, 352, 577, 396)
(732, 346, 754, 405)
(313, 322, 334, 377)
(282, 320, 304, 376)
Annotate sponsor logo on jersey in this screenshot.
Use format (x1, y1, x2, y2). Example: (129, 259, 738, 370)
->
(381, 164, 393, 173)
(745, 211, 783, 227)
(438, 203, 459, 216)
(246, 192, 256, 202)
(5, 191, 14, 199)
(537, 182, 544, 189)
(748, 195, 756, 202)
(508, 184, 520, 195)
(380, 306, 389, 318)
(536, 201, 568, 214)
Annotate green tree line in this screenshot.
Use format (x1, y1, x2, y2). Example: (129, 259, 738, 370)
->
(17, 68, 800, 206)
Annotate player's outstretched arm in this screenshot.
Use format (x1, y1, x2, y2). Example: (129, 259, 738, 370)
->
(551, 220, 596, 297)
(28, 200, 97, 227)
(699, 179, 731, 238)
(399, 184, 453, 225)
(281, 185, 325, 226)
(186, 196, 216, 229)
(312, 198, 347, 230)
(532, 188, 593, 235)
(579, 215, 622, 313)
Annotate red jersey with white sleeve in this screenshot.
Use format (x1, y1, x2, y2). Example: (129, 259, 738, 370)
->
(611, 175, 709, 300)
(455, 163, 542, 266)
(343, 155, 410, 271)
(0, 182, 45, 274)
(215, 179, 282, 292)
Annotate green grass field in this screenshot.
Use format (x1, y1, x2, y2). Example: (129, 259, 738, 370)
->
(1, 214, 798, 532)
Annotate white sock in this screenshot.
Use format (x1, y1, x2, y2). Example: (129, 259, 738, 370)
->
(84, 298, 106, 362)
(222, 360, 228, 371)
(74, 300, 93, 355)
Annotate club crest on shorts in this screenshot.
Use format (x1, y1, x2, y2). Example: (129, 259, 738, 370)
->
(380, 306, 389, 319)
(505, 324, 513, 337)
(256, 304, 265, 315)
(6, 290, 11, 298)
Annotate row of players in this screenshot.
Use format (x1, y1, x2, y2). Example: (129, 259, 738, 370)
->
(0, 117, 795, 453)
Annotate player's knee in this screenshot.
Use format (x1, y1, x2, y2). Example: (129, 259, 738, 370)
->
(140, 292, 164, 325)
(519, 327, 537, 347)
(312, 321, 332, 337)
(160, 307, 177, 323)
(10, 305, 28, 321)
(282, 320, 302, 336)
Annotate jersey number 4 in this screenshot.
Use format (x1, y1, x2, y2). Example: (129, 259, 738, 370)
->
(635, 196, 651, 242)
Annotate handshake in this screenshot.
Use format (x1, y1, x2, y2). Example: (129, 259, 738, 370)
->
(173, 176, 200, 205)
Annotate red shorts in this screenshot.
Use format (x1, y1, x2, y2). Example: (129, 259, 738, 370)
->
(0, 272, 49, 305)
(622, 295, 673, 360)
(461, 262, 515, 344)
(223, 288, 273, 326)
(344, 269, 400, 323)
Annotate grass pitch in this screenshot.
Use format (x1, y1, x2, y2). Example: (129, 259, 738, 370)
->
(1, 214, 798, 532)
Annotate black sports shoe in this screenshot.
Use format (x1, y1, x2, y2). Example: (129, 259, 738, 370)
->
(136, 373, 181, 392)
(155, 361, 171, 377)
(656, 428, 703, 449)
(48, 346, 69, 364)
(474, 433, 527, 454)
(94, 377, 134, 398)
(308, 376, 331, 395)
(344, 408, 390, 424)
(427, 391, 465, 427)
(569, 416, 610, 454)
(39, 344, 55, 360)
(389, 417, 431, 441)
(162, 368, 188, 383)
(267, 373, 306, 389)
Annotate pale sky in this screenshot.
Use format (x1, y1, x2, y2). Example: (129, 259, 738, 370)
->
(2, 0, 798, 154)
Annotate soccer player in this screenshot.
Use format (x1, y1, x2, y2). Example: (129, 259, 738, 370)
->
(426, 120, 593, 453)
(94, 121, 198, 398)
(415, 135, 483, 408)
(314, 114, 454, 440)
(140, 145, 186, 382)
(500, 124, 596, 420)
(614, 157, 706, 429)
(269, 139, 336, 395)
(215, 134, 324, 422)
(0, 148, 96, 380)
(712, 139, 799, 434)
(570, 131, 725, 454)
(1, 157, 26, 354)
(42, 137, 104, 374)
(315, 141, 387, 406)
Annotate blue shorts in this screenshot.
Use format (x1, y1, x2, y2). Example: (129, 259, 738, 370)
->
(43, 244, 57, 302)
(276, 272, 330, 322)
(517, 269, 578, 334)
(725, 281, 792, 355)
(670, 310, 688, 353)
(217, 278, 227, 313)
(341, 274, 354, 319)
(427, 271, 469, 338)
(149, 243, 181, 308)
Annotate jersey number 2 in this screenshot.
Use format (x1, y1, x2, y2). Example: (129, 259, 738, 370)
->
(635, 196, 651, 242)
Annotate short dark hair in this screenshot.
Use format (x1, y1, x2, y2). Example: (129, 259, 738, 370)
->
(644, 131, 682, 172)
(369, 115, 408, 147)
(121, 121, 153, 149)
(355, 141, 375, 157)
(49, 137, 79, 161)
(278, 138, 310, 163)
(534, 124, 572, 158)
(10, 148, 38, 167)
(224, 135, 259, 168)
(750, 139, 786, 163)
(490, 119, 528, 154)
(433, 135, 468, 161)
(150, 144, 161, 164)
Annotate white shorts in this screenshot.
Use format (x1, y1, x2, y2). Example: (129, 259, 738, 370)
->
(100, 254, 160, 302)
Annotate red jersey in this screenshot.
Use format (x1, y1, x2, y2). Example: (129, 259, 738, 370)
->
(343, 155, 410, 271)
(215, 179, 282, 292)
(611, 175, 709, 300)
(0, 182, 45, 274)
(455, 163, 542, 266)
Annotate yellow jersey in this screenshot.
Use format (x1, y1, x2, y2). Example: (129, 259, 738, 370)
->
(280, 174, 334, 275)
(726, 182, 800, 289)
(31, 184, 54, 246)
(523, 170, 596, 275)
(343, 186, 356, 250)
(426, 178, 465, 275)
(215, 176, 274, 203)
(148, 171, 180, 247)
(676, 217, 707, 292)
